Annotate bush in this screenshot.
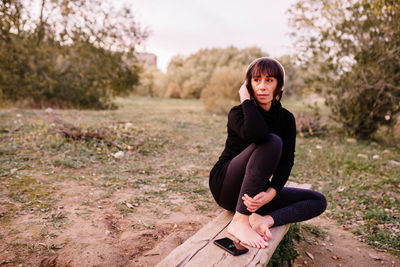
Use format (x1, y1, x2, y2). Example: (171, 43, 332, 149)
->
(0, 0, 146, 109)
(136, 67, 167, 97)
(0, 38, 139, 109)
(200, 67, 242, 114)
(181, 72, 208, 99)
(164, 82, 182, 99)
(164, 46, 265, 100)
(325, 63, 399, 139)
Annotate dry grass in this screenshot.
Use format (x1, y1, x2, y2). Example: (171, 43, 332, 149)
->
(0, 96, 398, 265)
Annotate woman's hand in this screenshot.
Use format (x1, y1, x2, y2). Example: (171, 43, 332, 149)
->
(242, 188, 277, 213)
(239, 81, 251, 103)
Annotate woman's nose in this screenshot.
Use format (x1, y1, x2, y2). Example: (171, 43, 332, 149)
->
(259, 81, 268, 90)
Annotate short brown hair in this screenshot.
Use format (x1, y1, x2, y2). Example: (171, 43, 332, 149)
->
(245, 57, 285, 101)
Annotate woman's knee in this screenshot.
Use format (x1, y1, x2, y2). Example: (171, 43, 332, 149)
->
(258, 133, 282, 154)
(269, 133, 282, 148)
(314, 191, 327, 214)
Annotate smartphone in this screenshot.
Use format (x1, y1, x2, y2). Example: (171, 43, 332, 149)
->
(213, 237, 249, 256)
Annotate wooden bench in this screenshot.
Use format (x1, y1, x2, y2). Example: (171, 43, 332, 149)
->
(156, 182, 311, 267)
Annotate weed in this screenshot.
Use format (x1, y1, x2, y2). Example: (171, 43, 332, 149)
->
(301, 224, 328, 239)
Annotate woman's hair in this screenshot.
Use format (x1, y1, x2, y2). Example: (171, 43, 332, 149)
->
(245, 57, 285, 101)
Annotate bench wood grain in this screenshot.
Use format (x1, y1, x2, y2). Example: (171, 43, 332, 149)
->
(156, 182, 311, 267)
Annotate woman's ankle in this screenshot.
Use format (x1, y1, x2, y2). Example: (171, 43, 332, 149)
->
(232, 211, 250, 222)
(264, 215, 274, 227)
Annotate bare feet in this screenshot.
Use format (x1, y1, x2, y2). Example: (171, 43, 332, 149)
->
(249, 213, 274, 241)
(227, 212, 269, 249)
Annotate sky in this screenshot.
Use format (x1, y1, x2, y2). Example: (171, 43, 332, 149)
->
(131, 0, 299, 71)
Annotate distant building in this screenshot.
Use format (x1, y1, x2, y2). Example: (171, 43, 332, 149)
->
(136, 52, 157, 68)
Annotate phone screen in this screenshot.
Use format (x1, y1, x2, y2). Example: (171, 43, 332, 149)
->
(213, 237, 249, 256)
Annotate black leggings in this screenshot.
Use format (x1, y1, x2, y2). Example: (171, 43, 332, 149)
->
(218, 134, 327, 226)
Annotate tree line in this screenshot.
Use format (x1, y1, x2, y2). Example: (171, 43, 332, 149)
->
(1, 0, 398, 139)
(137, 47, 305, 115)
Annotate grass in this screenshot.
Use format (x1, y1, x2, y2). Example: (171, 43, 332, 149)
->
(0, 95, 399, 262)
(292, 135, 399, 252)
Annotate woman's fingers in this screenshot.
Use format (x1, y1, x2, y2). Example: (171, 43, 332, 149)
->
(243, 194, 265, 213)
(243, 200, 259, 212)
(239, 81, 251, 102)
(243, 194, 259, 204)
(243, 196, 258, 207)
(253, 193, 264, 200)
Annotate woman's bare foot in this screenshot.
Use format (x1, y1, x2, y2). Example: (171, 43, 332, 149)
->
(249, 213, 274, 241)
(227, 212, 269, 249)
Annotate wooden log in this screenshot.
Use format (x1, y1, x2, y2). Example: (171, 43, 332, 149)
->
(156, 182, 311, 267)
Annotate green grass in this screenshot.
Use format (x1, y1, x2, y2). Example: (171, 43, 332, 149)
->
(291, 136, 399, 253)
(0, 95, 399, 258)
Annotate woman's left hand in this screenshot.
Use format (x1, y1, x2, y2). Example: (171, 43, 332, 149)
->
(242, 188, 277, 212)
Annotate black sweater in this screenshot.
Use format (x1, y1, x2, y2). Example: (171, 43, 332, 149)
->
(209, 99, 296, 202)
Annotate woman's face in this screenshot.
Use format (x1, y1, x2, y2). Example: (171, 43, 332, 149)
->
(251, 73, 277, 108)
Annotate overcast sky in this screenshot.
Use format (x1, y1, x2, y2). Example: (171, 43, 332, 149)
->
(131, 0, 298, 71)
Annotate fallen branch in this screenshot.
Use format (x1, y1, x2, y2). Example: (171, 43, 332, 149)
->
(45, 113, 141, 150)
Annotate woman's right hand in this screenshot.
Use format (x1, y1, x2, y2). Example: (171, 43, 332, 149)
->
(239, 81, 251, 103)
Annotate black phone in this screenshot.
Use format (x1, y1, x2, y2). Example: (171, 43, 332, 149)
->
(213, 237, 249, 256)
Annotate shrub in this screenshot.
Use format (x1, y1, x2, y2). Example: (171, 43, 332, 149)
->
(164, 46, 265, 100)
(200, 67, 242, 114)
(136, 67, 167, 97)
(164, 82, 182, 99)
(181, 72, 208, 99)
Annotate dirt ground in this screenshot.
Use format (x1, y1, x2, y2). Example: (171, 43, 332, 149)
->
(1, 177, 398, 267)
(293, 216, 400, 267)
(1, 101, 399, 266)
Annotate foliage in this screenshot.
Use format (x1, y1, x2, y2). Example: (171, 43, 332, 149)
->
(159, 47, 306, 114)
(288, 0, 400, 139)
(136, 66, 167, 97)
(0, 0, 147, 109)
(164, 46, 265, 100)
(268, 224, 301, 267)
(200, 67, 242, 114)
(277, 55, 306, 96)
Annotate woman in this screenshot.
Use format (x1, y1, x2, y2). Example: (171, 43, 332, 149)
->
(209, 57, 327, 249)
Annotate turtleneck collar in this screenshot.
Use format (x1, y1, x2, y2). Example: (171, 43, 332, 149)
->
(256, 99, 281, 114)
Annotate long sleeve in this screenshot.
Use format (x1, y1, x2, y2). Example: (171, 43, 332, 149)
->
(270, 112, 296, 193)
(227, 100, 270, 143)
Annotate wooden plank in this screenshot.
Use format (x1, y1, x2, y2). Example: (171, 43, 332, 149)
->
(155, 211, 232, 267)
(156, 211, 289, 267)
(185, 221, 290, 267)
(156, 182, 312, 267)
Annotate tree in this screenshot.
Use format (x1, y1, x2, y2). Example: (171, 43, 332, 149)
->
(0, 0, 148, 109)
(288, 0, 400, 138)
